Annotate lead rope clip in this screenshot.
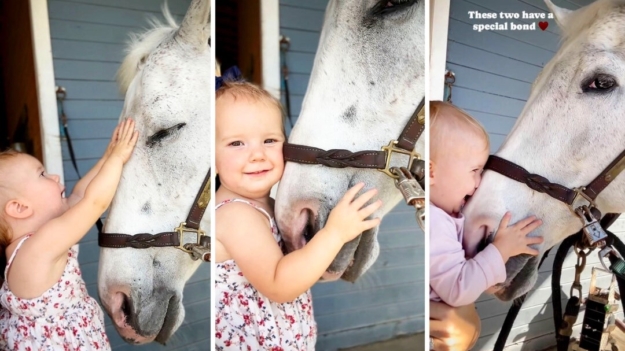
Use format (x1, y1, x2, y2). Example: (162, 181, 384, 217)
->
(391, 167, 425, 230)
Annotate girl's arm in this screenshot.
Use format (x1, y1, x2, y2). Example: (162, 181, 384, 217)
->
(219, 183, 381, 303)
(67, 122, 123, 206)
(30, 119, 138, 262)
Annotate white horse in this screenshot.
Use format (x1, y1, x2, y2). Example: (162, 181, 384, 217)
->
(275, 0, 425, 282)
(464, 0, 625, 301)
(97, 0, 210, 344)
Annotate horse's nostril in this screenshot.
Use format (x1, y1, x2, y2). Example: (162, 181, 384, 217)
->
(304, 222, 314, 243)
(303, 209, 316, 243)
(121, 295, 131, 318)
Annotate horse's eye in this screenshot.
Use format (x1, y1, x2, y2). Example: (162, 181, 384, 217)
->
(582, 74, 617, 93)
(384, 0, 411, 8)
(146, 123, 186, 148)
(369, 0, 416, 18)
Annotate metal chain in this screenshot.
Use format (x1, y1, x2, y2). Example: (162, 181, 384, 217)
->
(571, 242, 594, 303)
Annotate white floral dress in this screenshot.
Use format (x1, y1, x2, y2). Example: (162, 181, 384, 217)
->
(215, 199, 317, 351)
(0, 235, 110, 350)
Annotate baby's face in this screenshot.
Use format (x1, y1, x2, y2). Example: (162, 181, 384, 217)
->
(431, 134, 489, 216)
(215, 94, 285, 199)
(2, 154, 68, 222)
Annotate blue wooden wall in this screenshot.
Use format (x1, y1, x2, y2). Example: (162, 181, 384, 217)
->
(279, 1, 425, 350)
(442, 0, 625, 349)
(47, 1, 209, 350)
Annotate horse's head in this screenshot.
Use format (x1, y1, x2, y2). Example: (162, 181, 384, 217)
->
(97, 0, 210, 344)
(275, 0, 425, 282)
(464, 0, 625, 301)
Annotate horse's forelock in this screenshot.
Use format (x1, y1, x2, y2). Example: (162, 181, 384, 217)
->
(116, 4, 179, 95)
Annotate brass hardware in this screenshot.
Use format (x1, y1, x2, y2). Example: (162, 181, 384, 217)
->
(379, 140, 422, 179)
(175, 222, 207, 253)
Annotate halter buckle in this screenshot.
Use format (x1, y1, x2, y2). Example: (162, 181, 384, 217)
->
(174, 222, 207, 253)
(380, 140, 421, 179)
(571, 187, 597, 210)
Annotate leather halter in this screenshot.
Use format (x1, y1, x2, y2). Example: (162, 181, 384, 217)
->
(283, 98, 425, 180)
(486, 151, 625, 209)
(98, 169, 212, 261)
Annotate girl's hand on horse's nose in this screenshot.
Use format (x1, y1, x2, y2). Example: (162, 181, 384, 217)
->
(492, 212, 544, 262)
(325, 183, 382, 243)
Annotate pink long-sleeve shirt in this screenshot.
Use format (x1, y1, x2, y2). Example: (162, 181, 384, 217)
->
(429, 202, 506, 307)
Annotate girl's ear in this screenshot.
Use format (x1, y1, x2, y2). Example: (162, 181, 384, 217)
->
(5, 199, 33, 219)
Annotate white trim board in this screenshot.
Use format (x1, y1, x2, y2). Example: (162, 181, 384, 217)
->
(429, 0, 450, 101)
(261, 0, 280, 99)
(29, 0, 64, 182)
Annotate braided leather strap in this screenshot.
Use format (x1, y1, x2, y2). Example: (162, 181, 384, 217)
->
(485, 155, 576, 205)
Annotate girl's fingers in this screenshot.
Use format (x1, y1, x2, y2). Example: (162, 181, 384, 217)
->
(498, 212, 511, 229)
(521, 220, 542, 234)
(358, 199, 382, 219)
(526, 236, 544, 245)
(524, 247, 540, 256)
(121, 119, 135, 142)
(514, 216, 538, 229)
(111, 124, 121, 142)
(360, 217, 381, 231)
(350, 188, 378, 209)
(118, 119, 129, 140)
(338, 183, 365, 205)
(129, 131, 139, 147)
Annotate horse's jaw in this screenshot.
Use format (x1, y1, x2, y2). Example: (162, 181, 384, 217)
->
(463, 172, 584, 300)
(277, 167, 402, 281)
(492, 255, 539, 301)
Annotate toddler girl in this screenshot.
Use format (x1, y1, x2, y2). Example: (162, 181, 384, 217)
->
(215, 80, 382, 350)
(429, 101, 544, 307)
(0, 119, 138, 350)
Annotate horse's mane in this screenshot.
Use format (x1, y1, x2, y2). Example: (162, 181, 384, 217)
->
(117, 4, 179, 94)
(559, 0, 625, 42)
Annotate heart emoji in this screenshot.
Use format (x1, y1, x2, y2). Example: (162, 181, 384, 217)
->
(539, 21, 548, 31)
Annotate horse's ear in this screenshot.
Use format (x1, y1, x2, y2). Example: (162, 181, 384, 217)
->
(545, 0, 573, 28)
(175, 0, 210, 50)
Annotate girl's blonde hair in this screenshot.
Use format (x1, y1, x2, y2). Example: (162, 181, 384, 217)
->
(430, 101, 489, 160)
(216, 80, 286, 135)
(0, 150, 19, 279)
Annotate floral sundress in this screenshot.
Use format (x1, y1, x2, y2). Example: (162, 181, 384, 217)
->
(0, 235, 110, 350)
(215, 199, 317, 351)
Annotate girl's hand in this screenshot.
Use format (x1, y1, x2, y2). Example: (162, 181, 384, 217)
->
(430, 302, 480, 351)
(492, 212, 544, 262)
(104, 121, 123, 158)
(325, 183, 382, 244)
(109, 119, 139, 164)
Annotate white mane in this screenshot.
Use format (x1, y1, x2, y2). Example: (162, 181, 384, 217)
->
(116, 5, 179, 94)
(558, 0, 625, 42)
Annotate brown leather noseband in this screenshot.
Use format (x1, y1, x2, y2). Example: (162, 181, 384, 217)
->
(282, 98, 426, 226)
(283, 98, 426, 181)
(485, 150, 625, 246)
(486, 152, 625, 209)
(98, 169, 212, 262)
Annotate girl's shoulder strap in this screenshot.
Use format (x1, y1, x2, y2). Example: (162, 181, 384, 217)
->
(216, 198, 275, 228)
(5, 234, 33, 276)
